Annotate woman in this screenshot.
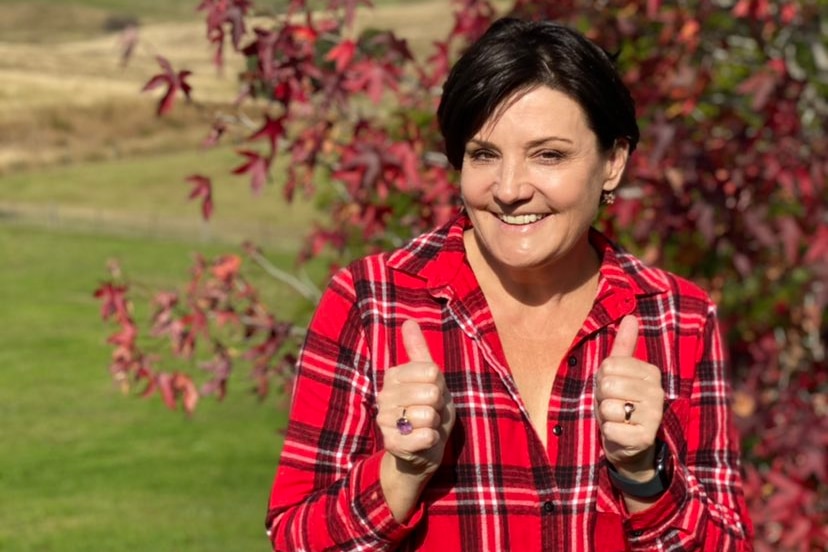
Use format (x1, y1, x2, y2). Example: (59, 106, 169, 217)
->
(266, 18, 752, 551)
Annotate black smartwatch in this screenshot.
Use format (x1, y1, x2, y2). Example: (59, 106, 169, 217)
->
(608, 440, 670, 498)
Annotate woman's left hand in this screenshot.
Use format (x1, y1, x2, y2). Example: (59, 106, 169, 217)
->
(594, 315, 665, 479)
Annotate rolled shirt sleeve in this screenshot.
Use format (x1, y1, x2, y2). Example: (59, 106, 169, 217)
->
(615, 307, 753, 550)
(266, 267, 422, 551)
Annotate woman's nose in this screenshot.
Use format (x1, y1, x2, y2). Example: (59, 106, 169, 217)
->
(493, 159, 532, 204)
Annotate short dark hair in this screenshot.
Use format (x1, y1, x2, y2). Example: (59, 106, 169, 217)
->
(437, 18, 640, 169)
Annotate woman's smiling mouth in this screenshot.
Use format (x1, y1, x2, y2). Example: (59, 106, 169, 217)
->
(497, 213, 549, 225)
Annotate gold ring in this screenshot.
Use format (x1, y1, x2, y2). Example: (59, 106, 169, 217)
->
(623, 402, 635, 423)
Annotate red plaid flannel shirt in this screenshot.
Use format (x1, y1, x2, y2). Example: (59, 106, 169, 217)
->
(266, 214, 752, 551)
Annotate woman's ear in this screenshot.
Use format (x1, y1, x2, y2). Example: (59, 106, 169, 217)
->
(602, 139, 630, 193)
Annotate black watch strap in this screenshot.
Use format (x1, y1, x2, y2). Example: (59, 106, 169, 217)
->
(608, 440, 670, 499)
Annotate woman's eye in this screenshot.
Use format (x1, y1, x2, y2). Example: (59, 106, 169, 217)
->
(467, 149, 496, 161)
(537, 150, 564, 162)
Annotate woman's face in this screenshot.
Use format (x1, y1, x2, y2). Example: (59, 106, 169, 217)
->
(460, 85, 628, 274)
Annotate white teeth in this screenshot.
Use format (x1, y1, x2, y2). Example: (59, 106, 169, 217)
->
(498, 213, 547, 225)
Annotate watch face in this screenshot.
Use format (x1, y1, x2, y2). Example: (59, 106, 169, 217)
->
(655, 440, 667, 467)
(655, 440, 671, 487)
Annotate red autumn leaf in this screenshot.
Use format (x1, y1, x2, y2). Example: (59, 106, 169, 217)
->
(737, 69, 779, 111)
(804, 225, 828, 266)
(223, 2, 251, 50)
(326, 38, 357, 73)
(776, 216, 802, 264)
(299, 226, 347, 263)
(141, 56, 192, 116)
(150, 292, 178, 337)
(138, 369, 157, 399)
(451, 0, 496, 39)
(232, 150, 270, 194)
(333, 145, 383, 196)
(107, 322, 137, 348)
(386, 141, 421, 192)
(93, 282, 130, 322)
(287, 20, 320, 44)
(153, 291, 179, 311)
(247, 114, 286, 156)
(744, 207, 777, 249)
(363, 30, 412, 64)
(211, 255, 242, 282)
(283, 122, 329, 200)
(182, 307, 209, 341)
(200, 345, 232, 400)
(344, 59, 398, 104)
(332, 124, 423, 200)
(185, 174, 213, 220)
(352, 203, 393, 239)
(240, 28, 277, 81)
(198, 0, 252, 67)
(422, 40, 451, 89)
(156, 372, 199, 414)
(167, 320, 193, 358)
(244, 321, 292, 367)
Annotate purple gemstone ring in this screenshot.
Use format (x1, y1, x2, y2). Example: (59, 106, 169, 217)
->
(396, 409, 413, 435)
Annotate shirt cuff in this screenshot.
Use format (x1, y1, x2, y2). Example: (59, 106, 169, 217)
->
(351, 451, 425, 544)
(618, 445, 700, 546)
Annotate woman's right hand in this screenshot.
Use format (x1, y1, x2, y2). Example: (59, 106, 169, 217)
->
(376, 320, 456, 519)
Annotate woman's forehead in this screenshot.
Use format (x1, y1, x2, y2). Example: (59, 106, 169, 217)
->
(474, 86, 591, 140)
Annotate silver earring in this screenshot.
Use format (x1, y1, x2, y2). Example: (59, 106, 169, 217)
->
(601, 191, 616, 205)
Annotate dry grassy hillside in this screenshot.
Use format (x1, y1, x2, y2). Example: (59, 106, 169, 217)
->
(0, 1, 481, 175)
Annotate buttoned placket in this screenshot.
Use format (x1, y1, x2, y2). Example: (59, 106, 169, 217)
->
(425, 233, 643, 551)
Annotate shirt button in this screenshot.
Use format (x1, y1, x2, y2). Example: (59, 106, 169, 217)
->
(542, 501, 554, 513)
(567, 356, 577, 367)
(552, 424, 563, 436)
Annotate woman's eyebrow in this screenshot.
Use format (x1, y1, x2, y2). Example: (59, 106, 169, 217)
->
(466, 136, 574, 149)
(526, 136, 574, 147)
(466, 138, 495, 148)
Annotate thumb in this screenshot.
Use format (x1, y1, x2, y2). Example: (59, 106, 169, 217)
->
(401, 319, 434, 363)
(609, 315, 639, 358)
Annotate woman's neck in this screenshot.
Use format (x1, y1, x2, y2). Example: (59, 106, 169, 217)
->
(463, 228, 601, 309)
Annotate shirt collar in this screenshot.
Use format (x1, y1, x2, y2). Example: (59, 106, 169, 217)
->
(387, 213, 668, 300)
(386, 213, 469, 292)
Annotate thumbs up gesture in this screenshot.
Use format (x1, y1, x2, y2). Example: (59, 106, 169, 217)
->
(377, 320, 456, 477)
(594, 315, 665, 479)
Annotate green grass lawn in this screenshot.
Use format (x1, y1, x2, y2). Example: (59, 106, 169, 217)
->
(0, 148, 322, 248)
(0, 224, 296, 551)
